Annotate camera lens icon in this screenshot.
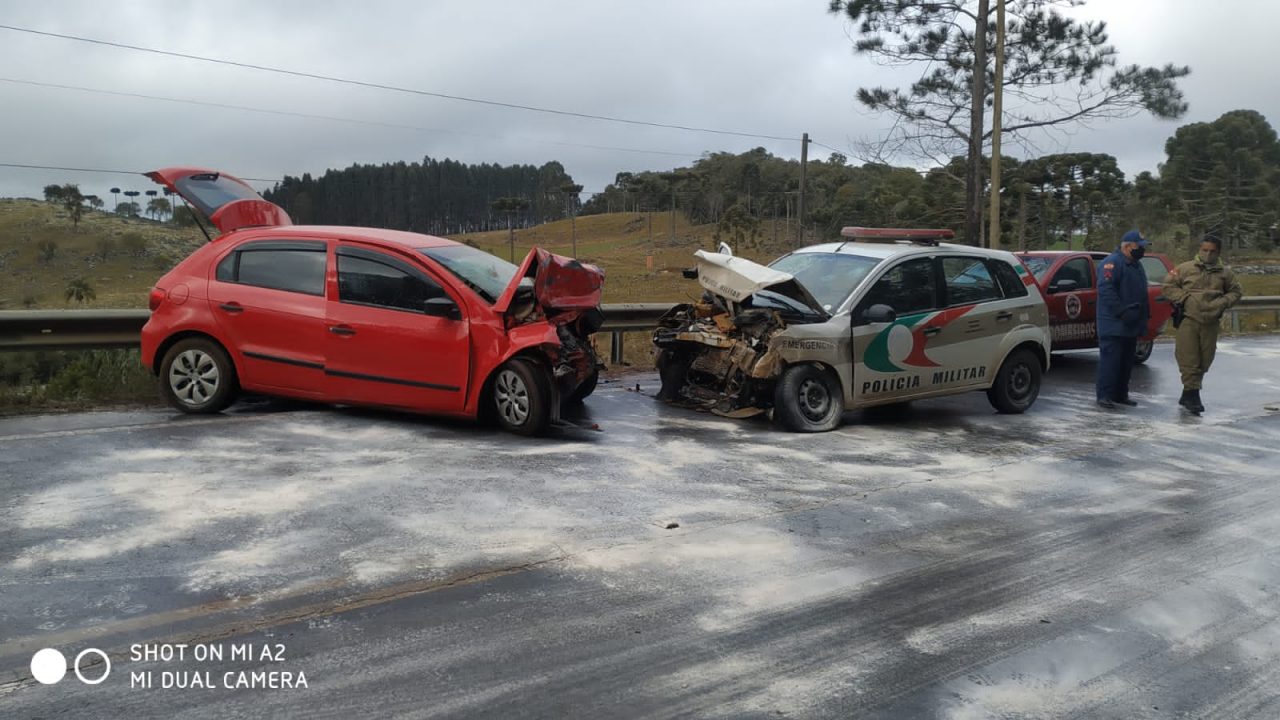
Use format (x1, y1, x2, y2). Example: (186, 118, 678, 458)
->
(30, 648, 111, 685)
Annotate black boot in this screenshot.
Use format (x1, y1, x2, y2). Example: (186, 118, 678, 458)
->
(1189, 389, 1205, 413)
(1178, 389, 1197, 412)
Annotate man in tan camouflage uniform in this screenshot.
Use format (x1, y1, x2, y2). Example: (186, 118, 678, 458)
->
(1161, 235, 1243, 413)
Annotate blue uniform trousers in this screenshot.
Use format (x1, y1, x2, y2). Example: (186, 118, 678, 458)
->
(1096, 335, 1137, 402)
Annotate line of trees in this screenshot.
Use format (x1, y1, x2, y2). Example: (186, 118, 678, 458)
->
(263, 157, 580, 235)
(44, 183, 172, 223)
(247, 110, 1279, 254)
(580, 109, 1280, 253)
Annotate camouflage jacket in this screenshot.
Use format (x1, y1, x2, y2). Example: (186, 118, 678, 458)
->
(1161, 259, 1243, 325)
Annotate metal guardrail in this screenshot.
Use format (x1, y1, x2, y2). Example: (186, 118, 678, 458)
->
(0, 304, 678, 364)
(1228, 296, 1280, 333)
(0, 309, 151, 351)
(3, 297, 1272, 361)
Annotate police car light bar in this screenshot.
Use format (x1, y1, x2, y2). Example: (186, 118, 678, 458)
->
(840, 227, 955, 245)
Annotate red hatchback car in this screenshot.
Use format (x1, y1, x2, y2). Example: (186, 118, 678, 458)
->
(140, 167, 605, 435)
(1015, 250, 1175, 363)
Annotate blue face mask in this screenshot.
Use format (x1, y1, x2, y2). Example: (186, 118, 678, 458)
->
(1131, 246, 1145, 260)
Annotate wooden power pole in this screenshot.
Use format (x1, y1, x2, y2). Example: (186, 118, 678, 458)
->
(988, 0, 1006, 249)
(797, 132, 809, 248)
(965, 0, 990, 247)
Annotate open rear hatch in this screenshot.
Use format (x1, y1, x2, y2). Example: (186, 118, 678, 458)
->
(145, 167, 291, 234)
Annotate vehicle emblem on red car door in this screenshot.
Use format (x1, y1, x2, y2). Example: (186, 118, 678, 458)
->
(1065, 293, 1082, 320)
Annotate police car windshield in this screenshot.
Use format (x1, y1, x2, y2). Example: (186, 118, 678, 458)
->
(769, 252, 880, 311)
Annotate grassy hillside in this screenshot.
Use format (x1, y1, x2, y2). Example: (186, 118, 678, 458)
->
(0, 198, 205, 309)
(0, 199, 794, 309)
(449, 212, 789, 304)
(8, 195, 1270, 308)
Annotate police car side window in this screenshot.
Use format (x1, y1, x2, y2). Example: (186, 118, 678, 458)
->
(941, 256, 1003, 306)
(990, 260, 1029, 299)
(858, 258, 936, 318)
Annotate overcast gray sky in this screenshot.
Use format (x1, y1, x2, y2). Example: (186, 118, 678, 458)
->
(0, 0, 1275, 203)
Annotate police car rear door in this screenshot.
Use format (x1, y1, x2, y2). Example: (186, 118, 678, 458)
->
(849, 255, 941, 407)
(919, 254, 1011, 394)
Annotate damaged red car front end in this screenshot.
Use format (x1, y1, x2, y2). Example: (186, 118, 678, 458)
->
(494, 247, 606, 403)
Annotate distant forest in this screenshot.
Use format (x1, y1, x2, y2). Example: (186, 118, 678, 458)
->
(263, 109, 1280, 252)
(263, 158, 578, 236)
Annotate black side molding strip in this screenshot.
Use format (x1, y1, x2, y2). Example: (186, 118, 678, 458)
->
(324, 368, 460, 392)
(242, 351, 457, 392)
(243, 351, 324, 370)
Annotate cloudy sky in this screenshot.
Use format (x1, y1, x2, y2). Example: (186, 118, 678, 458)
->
(0, 0, 1275, 203)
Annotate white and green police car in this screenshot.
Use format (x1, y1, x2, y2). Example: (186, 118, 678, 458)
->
(654, 227, 1052, 431)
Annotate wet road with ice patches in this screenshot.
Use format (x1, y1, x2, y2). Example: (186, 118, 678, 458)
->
(2, 335, 1280, 719)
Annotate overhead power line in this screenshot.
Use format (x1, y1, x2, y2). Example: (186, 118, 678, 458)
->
(0, 23, 800, 143)
(810, 139, 844, 155)
(0, 162, 277, 184)
(0, 77, 700, 160)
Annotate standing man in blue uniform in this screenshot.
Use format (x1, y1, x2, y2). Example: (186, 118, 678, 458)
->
(1095, 230, 1151, 409)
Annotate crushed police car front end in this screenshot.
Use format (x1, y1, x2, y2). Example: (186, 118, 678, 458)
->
(653, 250, 839, 417)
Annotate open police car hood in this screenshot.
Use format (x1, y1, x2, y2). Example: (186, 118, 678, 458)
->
(693, 250, 827, 317)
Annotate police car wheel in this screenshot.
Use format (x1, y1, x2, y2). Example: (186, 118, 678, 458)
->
(774, 364, 844, 432)
(1134, 340, 1154, 364)
(987, 348, 1041, 414)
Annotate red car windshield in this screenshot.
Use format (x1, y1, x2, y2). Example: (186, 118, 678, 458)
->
(421, 246, 520, 303)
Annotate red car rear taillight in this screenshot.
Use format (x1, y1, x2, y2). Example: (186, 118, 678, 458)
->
(148, 287, 166, 311)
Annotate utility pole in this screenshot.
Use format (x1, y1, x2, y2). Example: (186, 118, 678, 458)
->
(987, 0, 1006, 249)
(669, 189, 676, 246)
(561, 182, 583, 257)
(797, 132, 809, 248)
(965, 0, 990, 246)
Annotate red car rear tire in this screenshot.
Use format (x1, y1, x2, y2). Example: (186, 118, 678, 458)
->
(159, 337, 239, 414)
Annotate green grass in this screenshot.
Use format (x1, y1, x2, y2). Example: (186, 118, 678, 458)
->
(450, 211, 792, 306)
(1239, 274, 1280, 296)
(0, 349, 158, 415)
(0, 198, 206, 309)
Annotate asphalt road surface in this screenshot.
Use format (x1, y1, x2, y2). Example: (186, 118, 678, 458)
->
(2, 336, 1280, 719)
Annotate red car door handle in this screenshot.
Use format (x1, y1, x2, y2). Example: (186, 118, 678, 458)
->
(328, 325, 357, 336)
(923, 327, 942, 337)
(218, 302, 244, 314)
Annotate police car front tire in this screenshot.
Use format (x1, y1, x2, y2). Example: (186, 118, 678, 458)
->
(987, 348, 1041, 414)
(774, 364, 844, 432)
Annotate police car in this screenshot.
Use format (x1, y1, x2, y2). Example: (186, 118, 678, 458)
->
(654, 227, 1052, 432)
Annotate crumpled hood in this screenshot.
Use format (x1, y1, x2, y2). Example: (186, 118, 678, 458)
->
(493, 247, 604, 314)
(694, 250, 826, 316)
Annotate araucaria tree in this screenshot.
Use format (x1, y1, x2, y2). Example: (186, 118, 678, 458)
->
(1161, 109, 1280, 250)
(827, 0, 1190, 245)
